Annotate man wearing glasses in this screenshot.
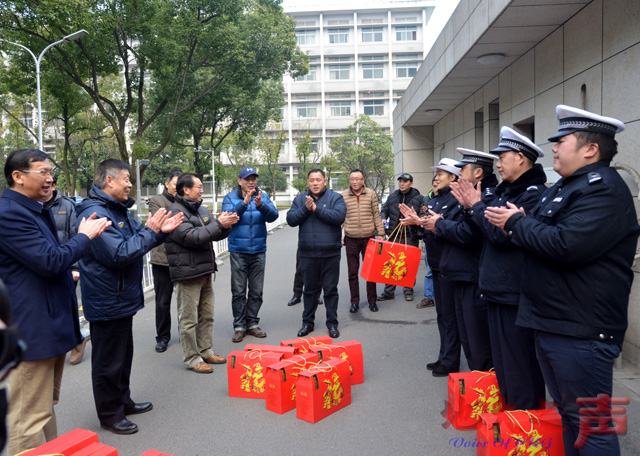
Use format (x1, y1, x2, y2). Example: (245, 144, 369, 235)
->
(341, 169, 385, 313)
(0, 149, 110, 454)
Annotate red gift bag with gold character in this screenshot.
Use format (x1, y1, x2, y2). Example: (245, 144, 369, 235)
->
(476, 409, 564, 455)
(280, 335, 333, 354)
(310, 340, 364, 385)
(244, 344, 299, 359)
(227, 350, 283, 398)
(360, 226, 421, 287)
(265, 353, 320, 414)
(22, 429, 100, 455)
(447, 371, 504, 429)
(71, 442, 119, 456)
(296, 357, 352, 423)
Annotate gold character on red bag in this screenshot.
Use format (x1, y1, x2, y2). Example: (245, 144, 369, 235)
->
(470, 384, 502, 419)
(240, 362, 265, 394)
(322, 373, 344, 409)
(381, 251, 408, 282)
(507, 429, 548, 456)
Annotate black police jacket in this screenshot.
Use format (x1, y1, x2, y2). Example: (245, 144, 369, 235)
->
(380, 187, 422, 244)
(504, 161, 640, 344)
(436, 174, 499, 282)
(468, 164, 547, 305)
(420, 187, 458, 272)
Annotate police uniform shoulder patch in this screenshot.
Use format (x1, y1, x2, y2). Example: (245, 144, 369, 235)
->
(485, 189, 494, 196)
(118, 221, 124, 228)
(526, 185, 539, 192)
(588, 172, 602, 184)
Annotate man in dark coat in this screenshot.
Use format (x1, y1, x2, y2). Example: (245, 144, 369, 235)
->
(287, 169, 346, 339)
(77, 159, 183, 435)
(0, 149, 109, 454)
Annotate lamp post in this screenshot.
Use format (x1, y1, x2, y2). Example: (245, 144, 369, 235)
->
(136, 159, 150, 221)
(0, 29, 89, 151)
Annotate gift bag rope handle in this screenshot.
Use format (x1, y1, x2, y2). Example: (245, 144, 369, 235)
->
(16, 452, 64, 456)
(505, 410, 541, 436)
(282, 356, 308, 368)
(298, 337, 327, 346)
(471, 368, 496, 384)
(307, 364, 335, 374)
(247, 349, 274, 359)
(387, 223, 409, 250)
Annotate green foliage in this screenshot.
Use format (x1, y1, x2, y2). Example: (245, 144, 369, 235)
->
(255, 129, 286, 200)
(293, 132, 318, 193)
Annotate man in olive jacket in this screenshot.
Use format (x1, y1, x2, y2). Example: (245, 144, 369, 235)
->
(165, 173, 239, 374)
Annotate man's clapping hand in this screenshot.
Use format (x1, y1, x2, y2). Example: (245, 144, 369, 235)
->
(77, 213, 111, 240)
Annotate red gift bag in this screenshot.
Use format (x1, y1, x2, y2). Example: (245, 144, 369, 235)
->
(447, 371, 504, 429)
(227, 350, 283, 398)
(360, 236, 421, 287)
(280, 336, 333, 354)
(296, 357, 352, 423)
(23, 428, 100, 455)
(477, 409, 564, 455)
(138, 451, 173, 456)
(310, 340, 364, 384)
(265, 353, 320, 414)
(70, 442, 118, 456)
(244, 344, 299, 359)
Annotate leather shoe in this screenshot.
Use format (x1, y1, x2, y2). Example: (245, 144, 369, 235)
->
(405, 295, 414, 302)
(297, 325, 314, 337)
(125, 402, 153, 415)
(426, 360, 441, 371)
(155, 340, 168, 353)
(349, 304, 359, 313)
(204, 353, 227, 364)
(369, 303, 379, 312)
(69, 335, 91, 365)
(232, 330, 246, 343)
(247, 327, 267, 338)
(287, 295, 301, 306)
(432, 364, 458, 377)
(101, 419, 138, 435)
(188, 362, 213, 374)
(376, 294, 393, 301)
(328, 327, 340, 338)
(417, 298, 435, 309)
(317, 297, 323, 306)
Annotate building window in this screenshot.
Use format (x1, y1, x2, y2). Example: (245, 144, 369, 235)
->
(361, 18, 384, 25)
(395, 53, 420, 61)
(396, 62, 418, 78)
(363, 100, 384, 116)
(396, 26, 417, 41)
(296, 29, 316, 45)
(23, 112, 34, 128)
(363, 63, 383, 79)
(328, 28, 349, 44)
(329, 64, 350, 80)
(296, 102, 317, 118)
(327, 19, 349, 26)
(362, 27, 383, 42)
(297, 20, 316, 27)
(361, 55, 384, 61)
(395, 16, 417, 23)
(296, 66, 317, 82)
(330, 101, 351, 117)
(326, 92, 352, 99)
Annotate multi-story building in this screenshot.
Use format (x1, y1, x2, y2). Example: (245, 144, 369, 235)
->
(270, 0, 439, 199)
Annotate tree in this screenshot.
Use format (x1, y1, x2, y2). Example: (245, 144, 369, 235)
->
(256, 129, 286, 201)
(330, 115, 394, 201)
(292, 132, 318, 193)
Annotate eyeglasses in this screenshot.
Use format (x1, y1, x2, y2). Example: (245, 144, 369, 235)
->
(21, 169, 54, 177)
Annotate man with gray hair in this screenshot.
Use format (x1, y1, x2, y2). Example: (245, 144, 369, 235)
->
(76, 159, 183, 435)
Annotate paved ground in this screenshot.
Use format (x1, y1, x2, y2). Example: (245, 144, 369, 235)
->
(43, 225, 640, 456)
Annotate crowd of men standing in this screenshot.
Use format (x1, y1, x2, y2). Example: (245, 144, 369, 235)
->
(0, 103, 636, 456)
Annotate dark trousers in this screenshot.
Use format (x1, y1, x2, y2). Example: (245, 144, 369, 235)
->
(293, 250, 304, 298)
(487, 301, 545, 410)
(344, 236, 377, 306)
(300, 254, 340, 329)
(230, 252, 266, 331)
(381, 236, 418, 298)
(432, 271, 445, 362)
(535, 331, 621, 456)
(438, 276, 461, 369)
(152, 265, 173, 343)
(453, 280, 493, 371)
(90, 315, 136, 425)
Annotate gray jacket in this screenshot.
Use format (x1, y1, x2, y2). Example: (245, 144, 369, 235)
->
(149, 189, 175, 266)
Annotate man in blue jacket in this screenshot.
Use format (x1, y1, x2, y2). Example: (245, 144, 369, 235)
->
(287, 169, 346, 339)
(222, 166, 279, 343)
(76, 159, 183, 435)
(0, 149, 110, 454)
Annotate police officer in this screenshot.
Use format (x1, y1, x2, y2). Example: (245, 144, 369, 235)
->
(486, 105, 640, 456)
(451, 127, 547, 410)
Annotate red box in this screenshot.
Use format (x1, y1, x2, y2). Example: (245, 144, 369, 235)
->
(360, 238, 421, 287)
(23, 428, 100, 455)
(310, 340, 364, 384)
(244, 344, 299, 359)
(447, 371, 504, 430)
(296, 357, 352, 423)
(265, 353, 320, 414)
(228, 350, 283, 398)
(280, 336, 333, 354)
(477, 409, 564, 455)
(139, 451, 173, 456)
(71, 442, 118, 456)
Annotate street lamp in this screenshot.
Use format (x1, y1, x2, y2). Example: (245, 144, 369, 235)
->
(0, 29, 89, 151)
(136, 159, 150, 221)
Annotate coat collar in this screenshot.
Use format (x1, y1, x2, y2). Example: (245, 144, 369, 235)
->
(175, 193, 202, 211)
(1, 188, 46, 213)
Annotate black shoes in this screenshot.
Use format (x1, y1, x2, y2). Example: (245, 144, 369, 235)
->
(328, 327, 340, 338)
(349, 304, 359, 313)
(369, 303, 379, 312)
(297, 325, 314, 337)
(377, 294, 394, 301)
(417, 298, 435, 309)
(101, 418, 138, 435)
(288, 296, 301, 306)
(155, 340, 168, 353)
(125, 402, 153, 415)
(426, 360, 441, 371)
(432, 364, 458, 377)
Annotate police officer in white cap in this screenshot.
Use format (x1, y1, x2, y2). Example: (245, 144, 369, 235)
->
(486, 106, 640, 455)
(452, 127, 547, 410)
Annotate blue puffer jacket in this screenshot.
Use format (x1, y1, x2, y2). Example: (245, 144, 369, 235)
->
(222, 186, 279, 254)
(76, 187, 166, 322)
(286, 188, 346, 258)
